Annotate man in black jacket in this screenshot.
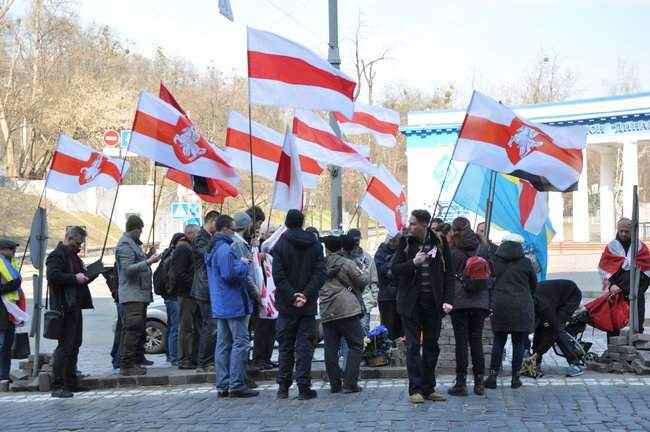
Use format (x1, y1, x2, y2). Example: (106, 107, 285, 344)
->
(178, 224, 201, 369)
(375, 234, 402, 340)
(46, 227, 96, 398)
(271, 209, 326, 400)
(391, 209, 454, 404)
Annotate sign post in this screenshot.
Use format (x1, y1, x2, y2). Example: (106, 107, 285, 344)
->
(28, 206, 48, 377)
(629, 185, 641, 342)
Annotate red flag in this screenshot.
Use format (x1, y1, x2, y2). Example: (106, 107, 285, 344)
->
(247, 27, 356, 118)
(598, 239, 650, 281)
(271, 128, 303, 211)
(454, 91, 586, 192)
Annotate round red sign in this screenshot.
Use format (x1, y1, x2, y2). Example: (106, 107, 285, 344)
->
(103, 130, 119, 147)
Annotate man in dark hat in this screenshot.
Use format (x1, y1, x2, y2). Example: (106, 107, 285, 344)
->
(116, 215, 160, 376)
(271, 209, 326, 400)
(0, 239, 21, 385)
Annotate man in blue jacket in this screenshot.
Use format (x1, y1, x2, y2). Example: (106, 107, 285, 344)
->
(207, 214, 258, 398)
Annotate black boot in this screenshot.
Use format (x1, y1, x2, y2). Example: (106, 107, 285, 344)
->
(511, 371, 522, 389)
(298, 386, 318, 400)
(474, 375, 485, 396)
(484, 370, 498, 389)
(447, 374, 468, 396)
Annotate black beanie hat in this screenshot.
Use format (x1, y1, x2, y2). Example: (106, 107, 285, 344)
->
(284, 209, 304, 229)
(126, 215, 145, 232)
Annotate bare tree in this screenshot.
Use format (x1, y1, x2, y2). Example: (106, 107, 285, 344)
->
(351, 12, 390, 104)
(517, 49, 578, 104)
(605, 58, 641, 96)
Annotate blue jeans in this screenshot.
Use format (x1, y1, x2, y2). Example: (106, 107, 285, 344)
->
(490, 331, 528, 373)
(165, 299, 180, 364)
(0, 325, 15, 380)
(215, 316, 250, 391)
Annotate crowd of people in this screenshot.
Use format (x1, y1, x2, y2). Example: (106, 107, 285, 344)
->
(0, 206, 644, 402)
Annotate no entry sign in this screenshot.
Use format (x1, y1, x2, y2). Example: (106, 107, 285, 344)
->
(103, 130, 119, 147)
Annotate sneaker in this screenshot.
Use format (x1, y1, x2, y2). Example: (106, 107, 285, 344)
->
(277, 385, 289, 399)
(298, 388, 318, 400)
(229, 388, 259, 398)
(120, 366, 147, 376)
(342, 384, 363, 393)
(51, 389, 74, 398)
(425, 391, 447, 402)
(246, 376, 258, 389)
(409, 392, 425, 404)
(217, 390, 229, 398)
(565, 364, 584, 377)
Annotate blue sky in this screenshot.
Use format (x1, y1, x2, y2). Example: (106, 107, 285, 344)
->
(30, 0, 650, 104)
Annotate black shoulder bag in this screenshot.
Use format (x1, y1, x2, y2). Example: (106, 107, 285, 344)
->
(43, 280, 64, 340)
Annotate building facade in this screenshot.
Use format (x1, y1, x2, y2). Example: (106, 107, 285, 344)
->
(402, 92, 650, 242)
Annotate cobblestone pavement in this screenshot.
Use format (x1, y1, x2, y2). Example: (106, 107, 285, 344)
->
(3, 376, 650, 432)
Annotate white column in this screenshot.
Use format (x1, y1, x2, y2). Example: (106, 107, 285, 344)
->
(572, 149, 590, 242)
(622, 139, 639, 219)
(548, 192, 564, 242)
(600, 148, 616, 242)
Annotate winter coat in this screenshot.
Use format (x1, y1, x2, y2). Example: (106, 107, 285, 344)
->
(0, 258, 21, 329)
(206, 233, 252, 319)
(169, 242, 193, 297)
(450, 229, 490, 312)
(489, 240, 538, 333)
(375, 242, 398, 302)
(115, 233, 153, 304)
(271, 228, 326, 316)
(391, 230, 454, 318)
(319, 252, 369, 323)
(46, 242, 95, 311)
(349, 248, 379, 313)
(535, 279, 582, 330)
(190, 228, 212, 302)
(232, 233, 261, 306)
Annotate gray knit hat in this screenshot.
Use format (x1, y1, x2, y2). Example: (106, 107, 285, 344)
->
(232, 211, 252, 231)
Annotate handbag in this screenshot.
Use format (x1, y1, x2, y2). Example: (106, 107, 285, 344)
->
(42, 282, 63, 340)
(584, 290, 629, 333)
(11, 330, 30, 359)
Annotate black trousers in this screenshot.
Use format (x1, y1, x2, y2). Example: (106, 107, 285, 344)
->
(52, 307, 82, 390)
(533, 299, 580, 362)
(178, 296, 200, 367)
(253, 318, 276, 365)
(276, 314, 317, 388)
(119, 302, 146, 369)
(490, 331, 528, 373)
(379, 300, 403, 340)
(196, 299, 215, 368)
(401, 295, 442, 396)
(323, 315, 364, 390)
(451, 309, 488, 376)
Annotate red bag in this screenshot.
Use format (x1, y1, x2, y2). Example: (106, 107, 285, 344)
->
(584, 291, 629, 332)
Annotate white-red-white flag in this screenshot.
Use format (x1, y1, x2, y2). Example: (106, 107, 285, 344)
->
(130, 91, 240, 185)
(48, 134, 129, 193)
(247, 27, 356, 118)
(454, 91, 586, 192)
(293, 109, 378, 177)
(518, 180, 548, 235)
(359, 165, 407, 236)
(334, 102, 400, 148)
(225, 111, 323, 188)
(272, 127, 303, 211)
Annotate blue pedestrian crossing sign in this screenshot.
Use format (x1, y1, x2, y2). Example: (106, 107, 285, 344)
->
(171, 202, 202, 226)
(120, 130, 132, 149)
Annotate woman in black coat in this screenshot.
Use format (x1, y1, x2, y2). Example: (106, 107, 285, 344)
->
(484, 234, 537, 390)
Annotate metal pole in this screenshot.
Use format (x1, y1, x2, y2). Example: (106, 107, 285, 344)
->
(629, 185, 640, 339)
(328, 0, 343, 230)
(31, 207, 47, 377)
(484, 171, 497, 241)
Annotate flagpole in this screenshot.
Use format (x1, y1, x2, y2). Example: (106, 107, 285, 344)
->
(484, 170, 498, 241)
(146, 174, 165, 249)
(442, 164, 468, 220)
(246, 27, 257, 230)
(19, 151, 54, 272)
(152, 163, 156, 246)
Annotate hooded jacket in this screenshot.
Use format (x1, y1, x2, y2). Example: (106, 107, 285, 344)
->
(490, 240, 538, 333)
(206, 233, 252, 319)
(46, 242, 95, 311)
(450, 229, 490, 311)
(271, 228, 326, 316)
(319, 252, 369, 323)
(535, 279, 582, 330)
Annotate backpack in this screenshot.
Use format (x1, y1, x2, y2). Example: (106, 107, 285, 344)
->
(102, 266, 119, 303)
(460, 255, 491, 293)
(153, 248, 174, 297)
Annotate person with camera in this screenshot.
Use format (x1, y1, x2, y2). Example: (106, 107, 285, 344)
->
(46, 226, 97, 398)
(320, 234, 369, 394)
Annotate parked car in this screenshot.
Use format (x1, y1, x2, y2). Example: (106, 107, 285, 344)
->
(145, 296, 168, 355)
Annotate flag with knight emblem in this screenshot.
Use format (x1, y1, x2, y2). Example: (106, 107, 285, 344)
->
(47, 134, 129, 193)
(453, 91, 587, 192)
(129, 91, 240, 186)
(358, 165, 406, 236)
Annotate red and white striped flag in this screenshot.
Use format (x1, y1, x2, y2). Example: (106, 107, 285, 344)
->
(359, 165, 406, 236)
(334, 102, 400, 148)
(225, 111, 323, 188)
(293, 110, 378, 177)
(271, 128, 303, 211)
(247, 27, 356, 118)
(130, 91, 239, 185)
(48, 134, 129, 193)
(518, 180, 548, 235)
(454, 91, 586, 192)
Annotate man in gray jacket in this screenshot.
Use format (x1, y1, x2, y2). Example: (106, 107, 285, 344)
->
(190, 210, 219, 372)
(117, 215, 160, 376)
